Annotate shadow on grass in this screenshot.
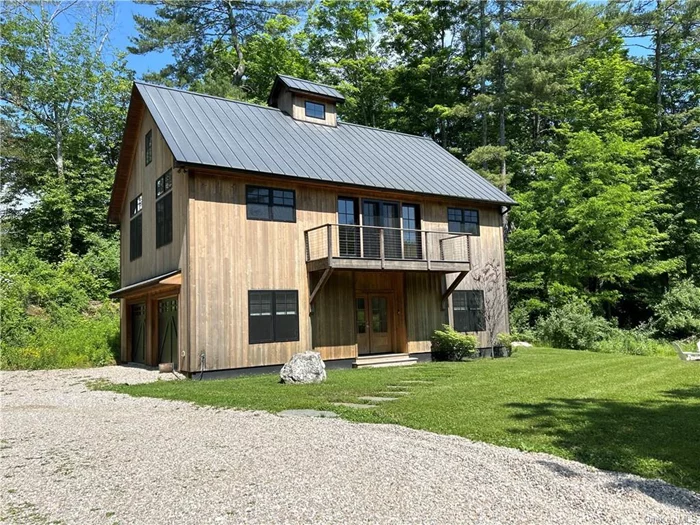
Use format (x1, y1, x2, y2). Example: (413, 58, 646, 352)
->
(506, 387, 700, 505)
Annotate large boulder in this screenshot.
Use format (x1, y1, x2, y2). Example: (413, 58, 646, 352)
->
(280, 351, 327, 384)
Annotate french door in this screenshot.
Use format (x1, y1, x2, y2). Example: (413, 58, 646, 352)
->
(362, 200, 401, 258)
(356, 293, 393, 354)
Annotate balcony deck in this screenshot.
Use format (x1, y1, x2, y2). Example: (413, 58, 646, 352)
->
(304, 224, 472, 274)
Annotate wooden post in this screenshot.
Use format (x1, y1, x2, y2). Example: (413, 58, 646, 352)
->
(380, 228, 385, 269)
(304, 230, 309, 262)
(327, 224, 333, 267)
(426, 232, 431, 271)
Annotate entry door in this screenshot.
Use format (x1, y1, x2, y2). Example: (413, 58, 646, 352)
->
(356, 293, 393, 354)
(158, 298, 178, 369)
(130, 303, 146, 363)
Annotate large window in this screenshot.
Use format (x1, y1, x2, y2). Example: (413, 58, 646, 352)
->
(448, 208, 480, 236)
(156, 169, 173, 248)
(129, 194, 143, 261)
(452, 290, 485, 332)
(246, 186, 295, 222)
(338, 197, 360, 257)
(248, 290, 299, 344)
(304, 100, 325, 120)
(402, 204, 422, 259)
(145, 130, 152, 166)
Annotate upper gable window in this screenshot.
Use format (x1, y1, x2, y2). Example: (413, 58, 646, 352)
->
(304, 100, 325, 120)
(246, 186, 295, 223)
(448, 208, 480, 236)
(155, 170, 173, 248)
(145, 130, 153, 166)
(129, 194, 143, 261)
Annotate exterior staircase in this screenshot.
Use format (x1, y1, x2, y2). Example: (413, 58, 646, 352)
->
(352, 353, 418, 369)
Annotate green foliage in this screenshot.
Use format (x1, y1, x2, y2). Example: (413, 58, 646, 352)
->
(592, 327, 675, 357)
(653, 280, 700, 338)
(430, 325, 478, 361)
(536, 301, 612, 350)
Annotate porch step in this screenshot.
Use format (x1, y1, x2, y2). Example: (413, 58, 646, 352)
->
(353, 353, 418, 369)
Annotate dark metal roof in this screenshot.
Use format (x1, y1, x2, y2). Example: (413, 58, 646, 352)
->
(270, 74, 346, 103)
(136, 82, 516, 206)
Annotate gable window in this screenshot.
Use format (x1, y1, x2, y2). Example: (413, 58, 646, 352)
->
(145, 130, 152, 166)
(452, 290, 485, 332)
(246, 186, 295, 222)
(155, 169, 173, 248)
(304, 100, 325, 120)
(448, 207, 480, 236)
(129, 194, 143, 261)
(248, 290, 299, 344)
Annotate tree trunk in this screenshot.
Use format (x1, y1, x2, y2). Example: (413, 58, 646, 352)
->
(226, 1, 245, 85)
(498, 0, 509, 236)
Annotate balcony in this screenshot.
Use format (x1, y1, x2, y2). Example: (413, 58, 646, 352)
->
(304, 224, 472, 273)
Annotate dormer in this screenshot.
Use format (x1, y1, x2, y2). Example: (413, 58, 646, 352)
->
(267, 74, 344, 127)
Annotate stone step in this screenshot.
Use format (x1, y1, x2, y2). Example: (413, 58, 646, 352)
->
(353, 354, 418, 369)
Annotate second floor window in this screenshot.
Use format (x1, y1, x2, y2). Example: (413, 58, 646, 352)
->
(129, 194, 143, 261)
(448, 207, 480, 236)
(145, 130, 152, 166)
(156, 170, 173, 248)
(453, 290, 485, 332)
(246, 186, 295, 223)
(304, 100, 325, 120)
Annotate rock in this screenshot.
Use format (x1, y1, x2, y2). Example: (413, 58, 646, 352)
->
(279, 351, 326, 384)
(511, 341, 533, 347)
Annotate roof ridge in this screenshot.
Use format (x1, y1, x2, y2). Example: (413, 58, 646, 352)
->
(277, 74, 341, 92)
(134, 81, 284, 113)
(341, 121, 433, 141)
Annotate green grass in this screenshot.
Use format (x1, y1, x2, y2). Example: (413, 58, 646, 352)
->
(103, 348, 700, 492)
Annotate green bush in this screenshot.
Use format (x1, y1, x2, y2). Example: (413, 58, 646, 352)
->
(653, 280, 700, 339)
(536, 301, 612, 350)
(496, 332, 518, 355)
(431, 325, 478, 361)
(593, 326, 675, 357)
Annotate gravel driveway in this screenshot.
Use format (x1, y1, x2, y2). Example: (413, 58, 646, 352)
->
(1, 366, 698, 525)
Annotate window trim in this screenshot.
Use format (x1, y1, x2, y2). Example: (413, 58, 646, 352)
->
(129, 194, 143, 261)
(155, 169, 173, 249)
(246, 185, 296, 223)
(304, 100, 326, 120)
(145, 130, 152, 166)
(452, 290, 485, 332)
(248, 290, 300, 344)
(447, 207, 480, 236)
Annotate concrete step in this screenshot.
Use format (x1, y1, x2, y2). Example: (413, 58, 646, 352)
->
(353, 354, 418, 369)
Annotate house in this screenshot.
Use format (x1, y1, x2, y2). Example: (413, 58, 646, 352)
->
(108, 74, 516, 376)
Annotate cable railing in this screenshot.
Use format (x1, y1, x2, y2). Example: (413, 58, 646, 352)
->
(305, 223, 471, 269)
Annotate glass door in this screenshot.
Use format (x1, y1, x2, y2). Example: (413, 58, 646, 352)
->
(401, 204, 422, 259)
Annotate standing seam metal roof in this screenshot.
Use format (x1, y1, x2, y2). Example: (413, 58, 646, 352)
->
(136, 82, 516, 206)
(275, 74, 346, 101)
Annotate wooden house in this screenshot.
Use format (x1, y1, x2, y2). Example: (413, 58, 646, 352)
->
(108, 75, 516, 375)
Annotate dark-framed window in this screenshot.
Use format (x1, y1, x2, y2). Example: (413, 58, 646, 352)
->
(156, 169, 173, 248)
(129, 194, 143, 261)
(246, 186, 295, 223)
(402, 203, 422, 259)
(304, 100, 325, 120)
(248, 290, 299, 344)
(448, 208, 480, 236)
(145, 130, 152, 166)
(338, 197, 360, 257)
(452, 290, 485, 332)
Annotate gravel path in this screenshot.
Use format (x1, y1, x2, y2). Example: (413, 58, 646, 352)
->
(1, 366, 698, 525)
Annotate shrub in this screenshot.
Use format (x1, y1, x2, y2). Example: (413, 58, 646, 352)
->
(509, 307, 537, 343)
(593, 326, 675, 357)
(536, 301, 612, 350)
(496, 332, 518, 355)
(431, 325, 478, 361)
(653, 280, 700, 339)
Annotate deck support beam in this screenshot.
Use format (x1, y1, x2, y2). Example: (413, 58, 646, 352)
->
(441, 271, 468, 310)
(309, 267, 334, 306)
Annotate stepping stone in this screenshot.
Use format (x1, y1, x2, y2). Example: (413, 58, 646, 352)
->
(357, 396, 398, 402)
(378, 391, 409, 396)
(278, 409, 338, 418)
(399, 380, 433, 384)
(385, 385, 410, 389)
(332, 402, 377, 409)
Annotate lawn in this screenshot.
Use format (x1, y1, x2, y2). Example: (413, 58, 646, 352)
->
(105, 348, 700, 492)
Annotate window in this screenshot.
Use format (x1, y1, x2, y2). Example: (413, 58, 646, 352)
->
(129, 194, 143, 261)
(304, 100, 325, 120)
(338, 197, 360, 257)
(145, 130, 152, 166)
(156, 169, 173, 248)
(246, 186, 295, 222)
(402, 204, 422, 259)
(448, 208, 480, 236)
(248, 290, 299, 344)
(452, 290, 485, 332)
